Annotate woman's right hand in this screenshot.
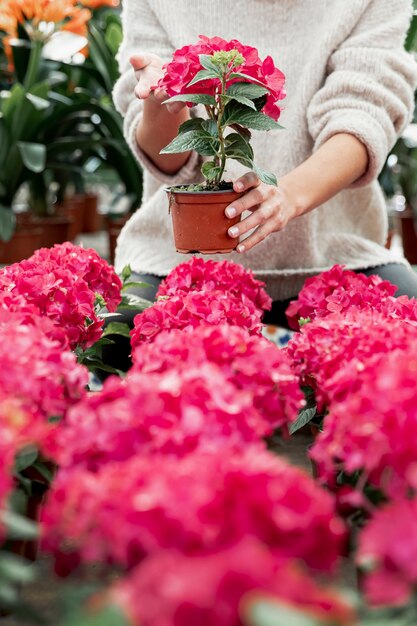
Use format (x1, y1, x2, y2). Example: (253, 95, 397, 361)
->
(130, 53, 185, 114)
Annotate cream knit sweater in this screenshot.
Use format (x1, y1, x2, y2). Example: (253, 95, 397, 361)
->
(113, 0, 417, 300)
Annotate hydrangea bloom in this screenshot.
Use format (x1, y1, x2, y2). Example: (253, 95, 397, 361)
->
(157, 258, 272, 313)
(132, 325, 303, 435)
(285, 265, 397, 329)
(113, 538, 355, 626)
(42, 448, 345, 574)
(131, 290, 263, 348)
(310, 343, 417, 500)
(158, 35, 286, 121)
(286, 310, 417, 407)
(357, 498, 417, 607)
(50, 364, 277, 470)
(0, 316, 88, 424)
(30, 242, 122, 312)
(0, 258, 103, 348)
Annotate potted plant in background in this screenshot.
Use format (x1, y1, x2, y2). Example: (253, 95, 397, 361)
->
(379, 0, 417, 263)
(158, 36, 286, 254)
(0, 0, 142, 262)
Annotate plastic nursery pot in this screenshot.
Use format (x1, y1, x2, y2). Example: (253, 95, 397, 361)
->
(167, 186, 243, 254)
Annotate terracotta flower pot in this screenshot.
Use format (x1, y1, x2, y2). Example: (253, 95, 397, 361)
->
(34, 214, 73, 249)
(395, 208, 417, 264)
(167, 187, 242, 254)
(0, 218, 42, 265)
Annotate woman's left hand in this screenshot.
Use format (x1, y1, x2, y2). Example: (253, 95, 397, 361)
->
(225, 172, 300, 253)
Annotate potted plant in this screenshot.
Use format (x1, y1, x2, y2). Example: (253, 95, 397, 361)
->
(157, 36, 286, 254)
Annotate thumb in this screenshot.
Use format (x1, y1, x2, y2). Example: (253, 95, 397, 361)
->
(130, 53, 153, 70)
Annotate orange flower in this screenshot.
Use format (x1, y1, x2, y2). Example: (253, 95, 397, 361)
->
(61, 7, 91, 37)
(78, 0, 119, 8)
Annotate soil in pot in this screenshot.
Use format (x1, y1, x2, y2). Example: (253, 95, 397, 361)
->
(167, 186, 242, 254)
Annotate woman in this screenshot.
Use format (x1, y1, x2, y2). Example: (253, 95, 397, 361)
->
(110, 0, 417, 341)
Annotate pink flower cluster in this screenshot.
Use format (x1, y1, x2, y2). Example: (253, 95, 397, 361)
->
(157, 258, 272, 313)
(287, 309, 417, 408)
(356, 498, 417, 608)
(285, 265, 398, 329)
(48, 364, 271, 469)
(131, 259, 271, 349)
(114, 538, 355, 626)
(158, 35, 286, 120)
(0, 242, 122, 349)
(310, 342, 417, 501)
(132, 324, 303, 436)
(42, 448, 345, 575)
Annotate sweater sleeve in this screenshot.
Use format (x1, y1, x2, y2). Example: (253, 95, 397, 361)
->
(112, 0, 202, 185)
(307, 0, 417, 188)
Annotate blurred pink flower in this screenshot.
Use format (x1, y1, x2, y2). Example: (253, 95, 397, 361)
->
(357, 498, 417, 607)
(113, 538, 355, 626)
(42, 448, 345, 574)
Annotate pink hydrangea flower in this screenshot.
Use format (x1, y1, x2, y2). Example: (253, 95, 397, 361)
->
(50, 363, 279, 470)
(158, 35, 286, 121)
(287, 309, 417, 408)
(157, 258, 272, 313)
(285, 265, 397, 329)
(309, 342, 417, 500)
(42, 448, 345, 575)
(0, 315, 88, 424)
(131, 290, 263, 348)
(30, 242, 122, 312)
(113, 538, 355, 626)
(0, 258, 103, 348)
(132, 324, 304, 435)
(357, 498, 417, 607)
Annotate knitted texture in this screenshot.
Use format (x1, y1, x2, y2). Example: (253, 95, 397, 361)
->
(112, 0, 417, 300)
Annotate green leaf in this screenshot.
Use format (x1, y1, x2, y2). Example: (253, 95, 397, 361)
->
(120, 264, 132, 282)
(225, 132, 254, 161)
(0, 553, 35, 585)
(164, 93, 217, 106)
(25, 93, 49, 111)
(252, 164, 278, 186)
(61, 604, 130, 626)
(14, 447, 39, 473)
(118, 294, 153, 310)
(244, 599, 322, 626)
(223, 102, 283, 131)
(199, 54, 222, 75)
(2, 510, 38, 540)
(0, 205, 16, 243)
(121, 281, 152, 291)
(187, 69, 220, 87)
(227, 82, 270, 99)
(104, 22, 123, 55)
(201, 161, 222, 182)
(17, 142, 46, 173)
(289, 406, 317, 435)
(228, 72, 269, 87)
(160, 130, 219, 157)
(178, 118, 206, 133)
(103, 322, 132, 338)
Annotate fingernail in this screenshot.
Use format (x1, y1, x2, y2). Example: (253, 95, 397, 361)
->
(226, 206, 237, 218)
(235, 182, 243, 191)
(237, 244, 245, 253)
(228, 226, 239, 237)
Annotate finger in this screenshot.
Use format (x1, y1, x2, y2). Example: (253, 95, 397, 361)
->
(130, 53, 154, 70)
(233, 171, 260, 193)
(236, 223, 275, 253)
(225, 186, 265, 218)
(134, 79, 153, 99)
(227, 203, 276, 238)
(166, 101, 186, 114)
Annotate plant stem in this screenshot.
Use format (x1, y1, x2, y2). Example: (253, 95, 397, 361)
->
(215, 75, 227, 186)
(24, 40, 43, 90)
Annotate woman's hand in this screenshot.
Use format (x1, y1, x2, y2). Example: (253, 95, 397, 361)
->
(130, 53, 185, 114)
(225, 172, 301, 253)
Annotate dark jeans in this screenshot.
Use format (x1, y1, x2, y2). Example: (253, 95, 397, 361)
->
(99, 263, 417, 378)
